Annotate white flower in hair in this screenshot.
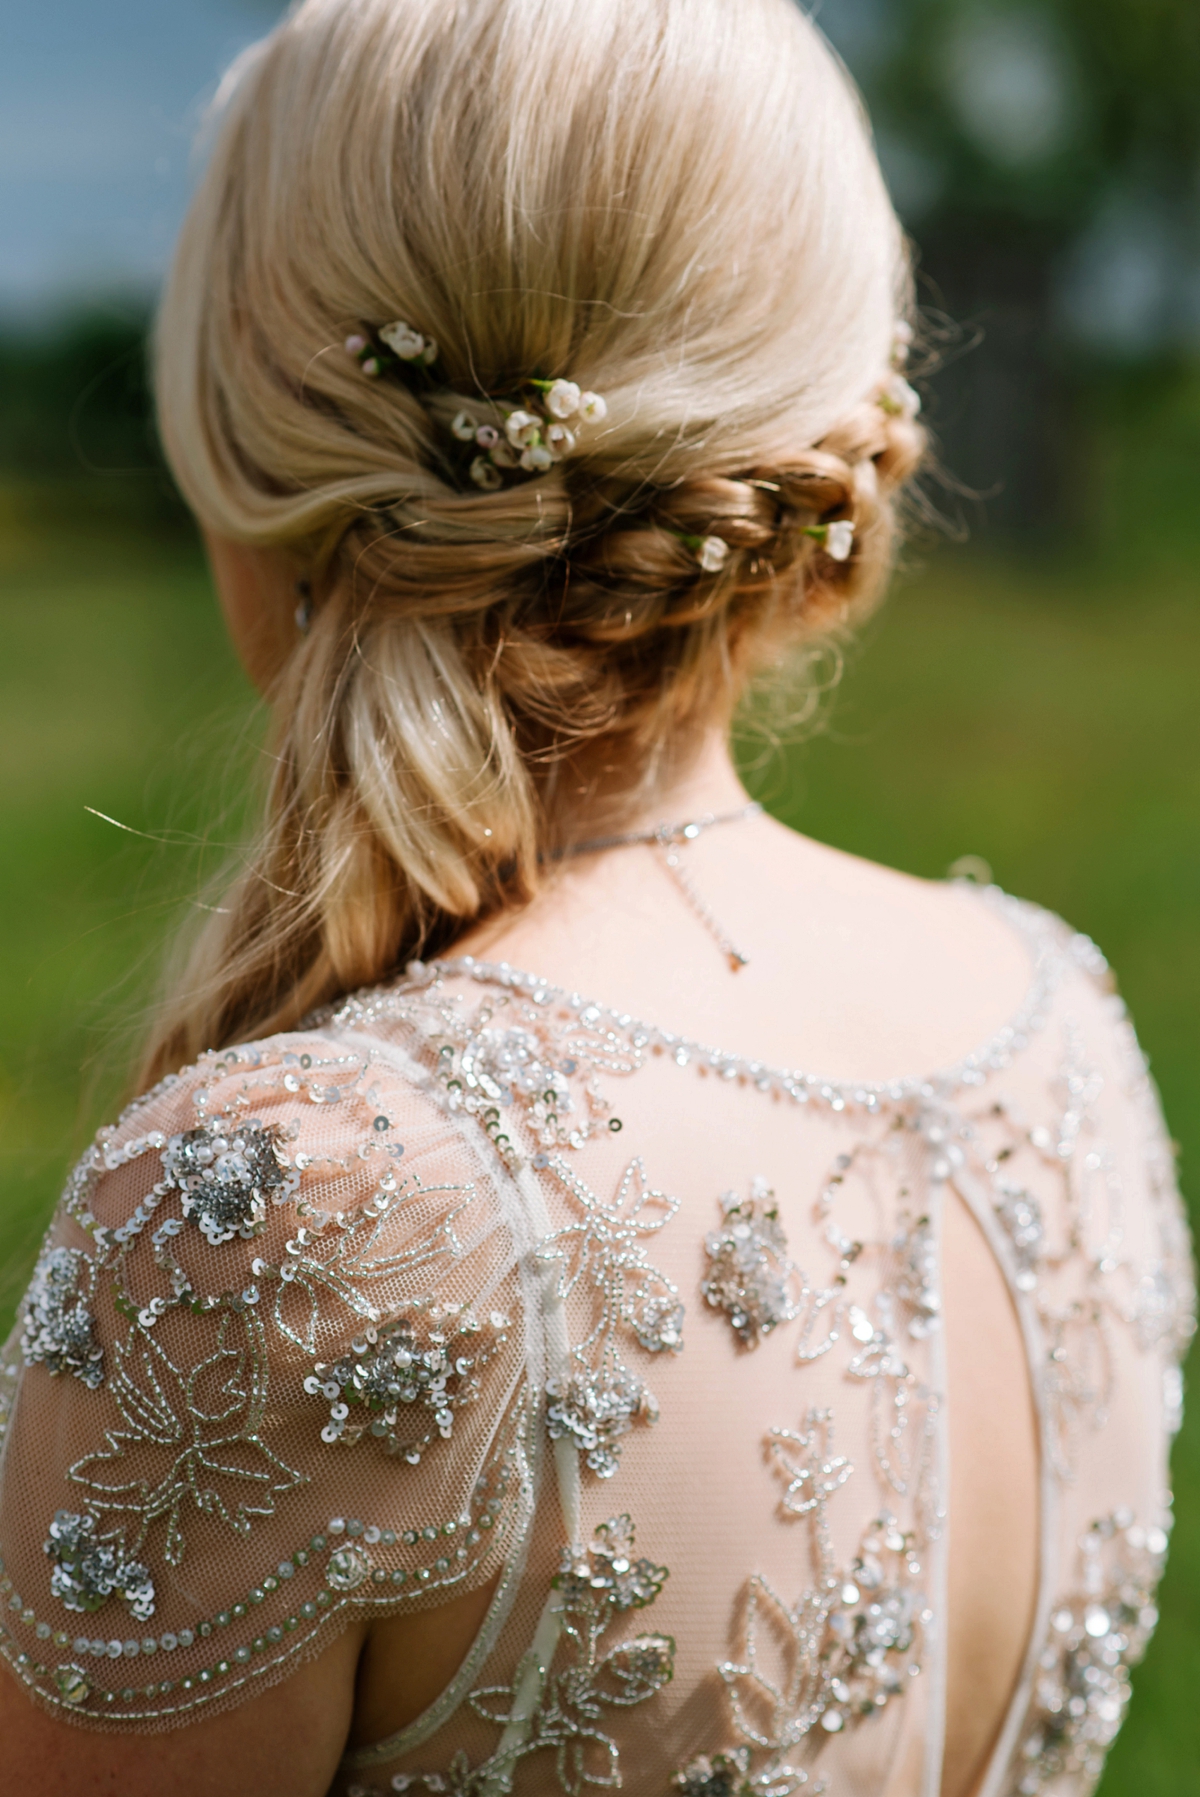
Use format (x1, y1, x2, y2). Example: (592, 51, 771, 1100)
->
(878, 372, 921, 419)
(545, 421, 576, 460)
(505, 410, 542, 449)
(490, 440, 519, 469)
(470, 456, 504, 491)
(476, 425, 501, 450)
(824, 520, 855, 561)
(521, 444, 555, 474)
(380, 320, 431, 362)
(579, 391, 608, 423)
(697, 536, 730, 573)
(344, 333, 367, 356)
(451, 411, 479, 441)
(545, 380, 582, 420)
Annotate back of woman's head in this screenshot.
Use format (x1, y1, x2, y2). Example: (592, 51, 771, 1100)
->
(148, 0, 924, 1080)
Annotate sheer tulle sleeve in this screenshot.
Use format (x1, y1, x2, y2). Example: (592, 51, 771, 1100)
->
(0, 1024, 536, 1730)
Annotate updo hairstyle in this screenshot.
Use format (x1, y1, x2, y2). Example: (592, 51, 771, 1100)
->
(146, 0, 924, 1081)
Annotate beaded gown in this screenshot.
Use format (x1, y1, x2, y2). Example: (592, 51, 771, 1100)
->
(0, 885, 1192, 1797)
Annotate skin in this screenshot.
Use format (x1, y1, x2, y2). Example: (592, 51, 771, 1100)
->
(2, 538, 1039, 1796)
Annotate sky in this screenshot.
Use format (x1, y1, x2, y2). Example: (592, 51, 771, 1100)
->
(0, 0, 284, 316)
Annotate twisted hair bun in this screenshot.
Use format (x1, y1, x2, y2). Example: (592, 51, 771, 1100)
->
(147, 0, 925, 1080)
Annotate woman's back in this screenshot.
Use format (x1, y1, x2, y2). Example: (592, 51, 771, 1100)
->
(3, 810, 1188, 1796)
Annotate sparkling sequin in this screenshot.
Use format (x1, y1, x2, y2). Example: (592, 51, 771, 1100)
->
(21, 1245, 104, 1389)
(702, 1182, 798, 1347)
(162, 1122, 293, 1245)
(53, 1662, 91, 1704)
(44, 1513, 156, 1622)
(326, 1545, 371, 1592)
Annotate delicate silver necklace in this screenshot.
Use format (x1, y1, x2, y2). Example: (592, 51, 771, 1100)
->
(544, 801, 762, 973)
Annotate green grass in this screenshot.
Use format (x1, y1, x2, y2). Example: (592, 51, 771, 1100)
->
(0, 485, 1196, 1790)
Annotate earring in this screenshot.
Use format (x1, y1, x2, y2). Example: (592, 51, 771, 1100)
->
(295, 579, 313, 634)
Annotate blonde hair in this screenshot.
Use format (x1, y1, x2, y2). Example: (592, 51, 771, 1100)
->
(145, 0, 923, 1084)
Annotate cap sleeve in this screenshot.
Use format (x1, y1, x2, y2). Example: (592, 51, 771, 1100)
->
(0, 1025, 533, 1729)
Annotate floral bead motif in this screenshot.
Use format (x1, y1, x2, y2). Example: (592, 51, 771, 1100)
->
(44, 1511, 155, 1622)
(546, 1366, 659, 1482)
(305, 1305, 511, 1460)
(1011, 1513, 1168, 1795)
(21, 1245, 104, 1389)
(538, 1157, 683, 1479)
(162, 1122, 294, 1246)
(702, 1181, 798, 1348)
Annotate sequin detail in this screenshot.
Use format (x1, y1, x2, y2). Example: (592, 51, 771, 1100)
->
(21, 1246, 104, 1389)
(345, 1516, 674, 1796)
(702, 1181, 798, 1347)
(539, 1157, 683, 1477)
(1009, 1513, 1168, 1795)
(682, 1411, 928, 1793)
(163, 1123, 293, 1245)
(44, 1512, 156, 1622)
(306, 1306, 510, 1458)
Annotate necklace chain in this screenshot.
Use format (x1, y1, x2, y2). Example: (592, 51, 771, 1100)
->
(546, 800, 761, 973)
(545, 801, 763, 861)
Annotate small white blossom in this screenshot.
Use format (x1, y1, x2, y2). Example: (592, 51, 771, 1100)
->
(420, 338, 439, 366)
(878, 373, 921, 419)
(344, 334, 367, 356)
(379, 321, 428, 362)
(579, 391, 608, 423)
(362, 357, 381, 378)
(476, 425, 500, 450)
(451, 411, 478, 442)
(824, 520, 855, 561)
(505, 409, 542, 449)
(697, 536, 729, 573)
(470, 456, 504, 490)
(546, 379, 582, 420)
(521, 444, 555, 473)
(545, 421, 576, 460)
(892, 320, 914, 365)
(490, 441, 519, 469)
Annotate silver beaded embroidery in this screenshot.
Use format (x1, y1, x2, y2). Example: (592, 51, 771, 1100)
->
(1009, 1513, 1168, 1794)
(66, 1310, 304, 1567)
(538, 1155, 683, 1477)
(683, 1410, 928, 1795)
(305, 1304, 510, 1459)
(702, 1181, 799, 1347)
(21, 1245, 104, 1389)
(355, 1515, 674, 1797)
(44, 1512, 156, 1623)
(162, 1122, 295, 1246)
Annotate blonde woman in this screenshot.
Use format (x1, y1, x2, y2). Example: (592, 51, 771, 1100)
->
(0, 2, 1190, 1793)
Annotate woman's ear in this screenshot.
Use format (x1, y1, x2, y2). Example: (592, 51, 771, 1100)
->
(204, 530, 308, 695)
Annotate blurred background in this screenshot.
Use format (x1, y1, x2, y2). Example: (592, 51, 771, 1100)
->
(0, 0, 1197, 1786)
